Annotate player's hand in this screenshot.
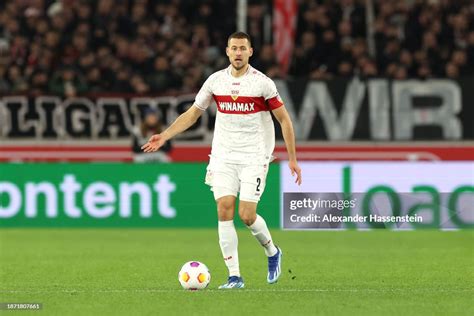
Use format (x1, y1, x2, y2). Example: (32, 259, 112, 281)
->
(289, 160, 302, 185)
(141, 134, 166, 153)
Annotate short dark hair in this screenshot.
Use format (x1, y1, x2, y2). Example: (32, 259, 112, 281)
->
(227, 31, 252, 47)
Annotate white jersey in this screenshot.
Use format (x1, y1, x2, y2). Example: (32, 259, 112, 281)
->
(194, 65, 284, 165)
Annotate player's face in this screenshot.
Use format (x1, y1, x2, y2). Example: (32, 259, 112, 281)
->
(226, 38, 253, 71)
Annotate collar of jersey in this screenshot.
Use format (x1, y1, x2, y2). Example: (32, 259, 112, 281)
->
(227, 64, 252, 79)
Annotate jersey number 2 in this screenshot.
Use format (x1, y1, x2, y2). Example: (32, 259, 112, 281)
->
(256, 178, 261, 192)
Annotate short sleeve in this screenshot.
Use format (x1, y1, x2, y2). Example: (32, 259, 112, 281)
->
(263, 78, 284, 110)
(194, 75, 214, 110)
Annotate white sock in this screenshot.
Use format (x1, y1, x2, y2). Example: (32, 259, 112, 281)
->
(218, 220, 240, 277)
(248, 214, 278, 257)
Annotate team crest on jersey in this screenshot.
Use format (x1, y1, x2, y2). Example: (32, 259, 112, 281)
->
(231, 90, 239, 101)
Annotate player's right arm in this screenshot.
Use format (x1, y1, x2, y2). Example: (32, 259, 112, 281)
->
(141, 105, 203, 153)
(142, 73, 215, 153)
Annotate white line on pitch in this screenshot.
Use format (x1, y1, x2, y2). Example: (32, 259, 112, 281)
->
(1, 288, 472, 294)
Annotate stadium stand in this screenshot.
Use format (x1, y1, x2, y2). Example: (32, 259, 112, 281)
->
(1, 0, 473, 97)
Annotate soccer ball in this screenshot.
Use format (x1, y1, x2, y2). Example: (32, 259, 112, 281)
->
(178, 261, 211, 290)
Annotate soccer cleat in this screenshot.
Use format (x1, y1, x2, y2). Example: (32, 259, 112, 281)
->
(267, 246, 282, 284)
(218, 276, 245, 289)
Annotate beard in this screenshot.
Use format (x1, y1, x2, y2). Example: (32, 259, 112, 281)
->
(231, 60, 247, 71)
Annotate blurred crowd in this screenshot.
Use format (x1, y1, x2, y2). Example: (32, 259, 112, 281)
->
(292, 0, 474, 80)
(0, 0, 473, 96)
(0, 0, 234, 96)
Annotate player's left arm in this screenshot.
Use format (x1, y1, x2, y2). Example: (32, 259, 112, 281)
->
(272, 106, 302, 185)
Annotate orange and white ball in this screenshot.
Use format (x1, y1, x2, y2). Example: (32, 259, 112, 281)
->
(178, 261, 211, 290)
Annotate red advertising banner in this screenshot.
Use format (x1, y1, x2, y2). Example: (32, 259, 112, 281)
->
(273, 0, 297, 75)
(1, 143, 473, 162)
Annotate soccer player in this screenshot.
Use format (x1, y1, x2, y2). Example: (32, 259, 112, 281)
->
(142, 31, 302, 289)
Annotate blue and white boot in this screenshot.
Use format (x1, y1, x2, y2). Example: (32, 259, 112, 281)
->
(267, 246, 282, 284)
(218, 276, 245, 289)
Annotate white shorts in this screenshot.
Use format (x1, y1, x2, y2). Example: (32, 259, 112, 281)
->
(205, 158, 269, 203)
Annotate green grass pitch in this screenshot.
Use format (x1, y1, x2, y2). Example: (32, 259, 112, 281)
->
(0, 229, 473, 315)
